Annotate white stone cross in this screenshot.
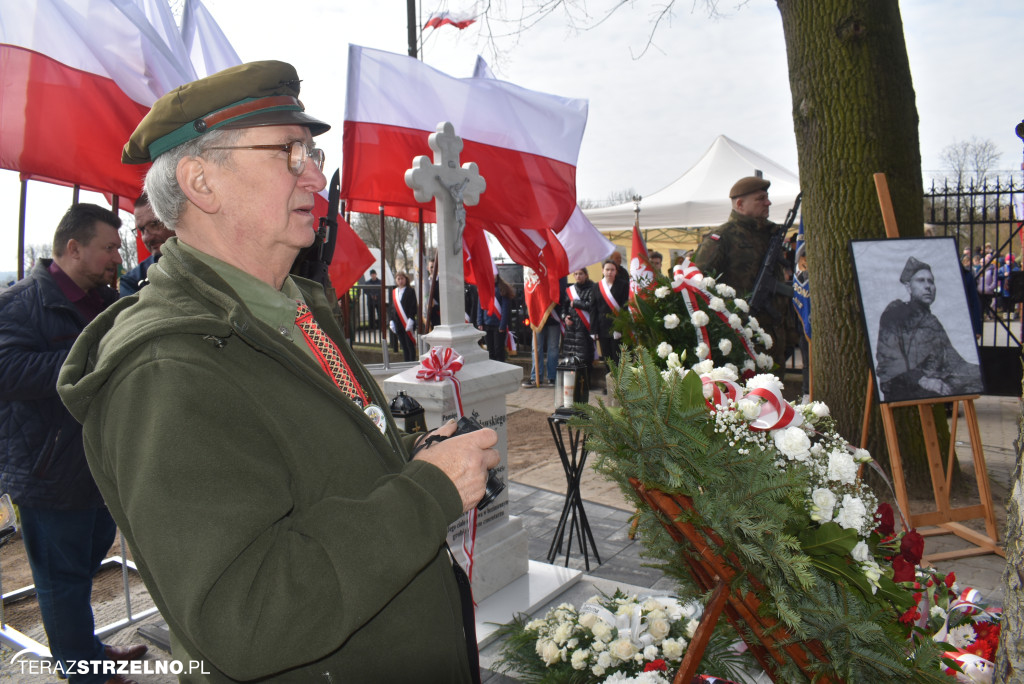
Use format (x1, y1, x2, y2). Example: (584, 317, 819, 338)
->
(405, 122, 486, 328)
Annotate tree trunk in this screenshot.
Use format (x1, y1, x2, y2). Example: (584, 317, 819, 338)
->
(776, 0, 950, 495)
(994, 394, 1024, 681)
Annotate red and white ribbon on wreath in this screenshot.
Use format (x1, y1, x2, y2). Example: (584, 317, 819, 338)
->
(672, 259, 758, 362)
(415, 346, 479, 580)
(700, 375, 743, 408)
(745, 383, 802, 431)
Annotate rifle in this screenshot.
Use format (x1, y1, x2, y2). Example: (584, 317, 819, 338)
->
(749, 192, 802, 321)
(290, 168, 341, 291)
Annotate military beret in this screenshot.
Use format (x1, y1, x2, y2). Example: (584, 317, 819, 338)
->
(123, 61, 330, 164)
(900, 256, 932, 283)
(729, 176, 771, 199)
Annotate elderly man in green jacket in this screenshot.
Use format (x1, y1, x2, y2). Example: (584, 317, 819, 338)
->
(58, 61, 498, 683)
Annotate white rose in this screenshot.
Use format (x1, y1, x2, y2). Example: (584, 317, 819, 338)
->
(663, 313, 681, 330)
(642, 599, 662, 612)
(579, 612, 598, 629)
(718, 338, 732, 355)
(655, 286, 670, 299)
(696, 343, 710, 360)
(853, 447, 872, 463)
(852, 541, 871, 562)
(728, 313, 743, 330)
(810, 488, 837, 521)
(773, 426, 811, 461)
(686, 618, 699, 638)
(834, 494, 868, 531)
(571, 648, 590, 670)
(666, 352, 682, 369)
(690, 310, 709, 327)
(734, 298, 749, 312)
(827, 450, 858, 485)
(656, 341, 673, 358)
(537, 639, 561, 665)
(810, 401, 830, 418)
(647, 617, 671, 640)
(661, 638, 683, 659)
(609, 638, 638, 662)
(708, 296, 726, 312)
(616, 601, 638, 616)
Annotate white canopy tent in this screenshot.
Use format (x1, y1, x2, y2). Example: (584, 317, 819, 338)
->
(583, 135, 801, 233)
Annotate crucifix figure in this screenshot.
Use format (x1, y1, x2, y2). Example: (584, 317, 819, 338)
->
(405, 122, 486, 328)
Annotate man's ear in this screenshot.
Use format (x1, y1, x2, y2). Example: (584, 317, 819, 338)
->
(177, 156, 219, 214)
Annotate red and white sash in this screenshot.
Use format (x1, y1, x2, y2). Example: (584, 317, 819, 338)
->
(598, 279, 621, 313)
(392, 288, 417, 344)
(566, 284, 592, 332)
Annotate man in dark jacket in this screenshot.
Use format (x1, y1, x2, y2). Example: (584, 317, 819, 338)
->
(0, 203, 147, 684)
(58, 61, 497, 683)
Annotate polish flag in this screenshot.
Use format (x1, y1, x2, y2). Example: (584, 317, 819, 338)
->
(522, 266, 555, 332)
(341, 45, 587, 234)
(462, 225, 497, 318)
(181, 0, 242, 78)
(557, 207, 616, 273)
(423, 11, 477, 30)
(0, 1, 196, 200)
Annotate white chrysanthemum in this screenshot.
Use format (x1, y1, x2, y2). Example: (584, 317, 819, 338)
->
(708, 296, 726, 312)
(663, 313, 681, 329)
(696, 343, 710, 360)
(746, 373, 782, 393)
(851, 541, 871, 562)
(947, 624, 977, 649)
(655, 286, 670, 299)
(756, 352, 773, 369)
(690, 310, 709, 327)
(834, 494, 868, 531)
(692, 359, 714, 375)
(706, 366, 738, 382)
(734, 298, 749, 312)
(666, 352, 682, 369)
(714, 283, 736, 298)
(718, 338, 733, 355)
(656, 341, 673, 358)
(827, 450, 858, 485)
(810, 488, 837, 521)
(774, 426, 811, 461)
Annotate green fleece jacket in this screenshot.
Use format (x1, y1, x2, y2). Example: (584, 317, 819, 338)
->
(58, 240, 471, 683)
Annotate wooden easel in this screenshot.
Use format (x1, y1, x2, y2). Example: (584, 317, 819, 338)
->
(862, 174, 1003, 562)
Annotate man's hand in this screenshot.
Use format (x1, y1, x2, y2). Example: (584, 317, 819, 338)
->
(405, 318, 415, 332)
(414, 426, 499, 513)
(919, 376, 952, 395)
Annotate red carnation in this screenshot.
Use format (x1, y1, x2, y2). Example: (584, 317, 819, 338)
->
(644, 659, 668, 672)
(892, 556, 916, 583)
(945, 572, 956, 588)
(874, 503, 895, 537)
(900, 530, 925, 565)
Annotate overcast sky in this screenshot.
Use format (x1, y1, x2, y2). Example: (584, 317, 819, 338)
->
(2, 0, 1021, 274)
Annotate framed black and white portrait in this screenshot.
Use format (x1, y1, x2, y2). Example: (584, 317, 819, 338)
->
(850, 236, 984, 404)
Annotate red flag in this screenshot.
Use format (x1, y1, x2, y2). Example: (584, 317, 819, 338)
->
(523, 266, 555, 332)
(462, 225, 496, 317)
(629, 224, 655, 297)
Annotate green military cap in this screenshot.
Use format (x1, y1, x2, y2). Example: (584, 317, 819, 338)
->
(900, 256, 932, 283)
(123, 60, 330, 164)
(729, 176, 771, 199)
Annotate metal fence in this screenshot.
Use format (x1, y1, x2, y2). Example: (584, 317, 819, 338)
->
(925, 176, 1023, 395)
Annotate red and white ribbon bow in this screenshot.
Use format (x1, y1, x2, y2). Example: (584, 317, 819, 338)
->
(700, 375, 743, 408)
(672, 259, 757, 362)
(745, 383, 802, 431)
(416, 346, 466, 416)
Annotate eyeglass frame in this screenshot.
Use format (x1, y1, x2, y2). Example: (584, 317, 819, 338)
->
(205, 140, 325, 176)
(134, 219, 166, 236)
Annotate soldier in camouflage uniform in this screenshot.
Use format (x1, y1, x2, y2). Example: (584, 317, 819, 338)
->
(692, 176, 795, 367)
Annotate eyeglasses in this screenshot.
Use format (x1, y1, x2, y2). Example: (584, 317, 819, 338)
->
(206, 140, 325, 176)
(134, 220, 165, 236)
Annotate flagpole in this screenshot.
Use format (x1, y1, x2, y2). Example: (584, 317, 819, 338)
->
(17, 179, 27, 281)
(406, 0, 417, 57)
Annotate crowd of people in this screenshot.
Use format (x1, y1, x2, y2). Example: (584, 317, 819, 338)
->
(962, 243, 1021, 320)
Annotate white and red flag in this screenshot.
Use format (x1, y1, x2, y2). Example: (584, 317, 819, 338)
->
(423, 10, 477, 30)
(341, 44, 587, 233)
(557, 206, 616, 273)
